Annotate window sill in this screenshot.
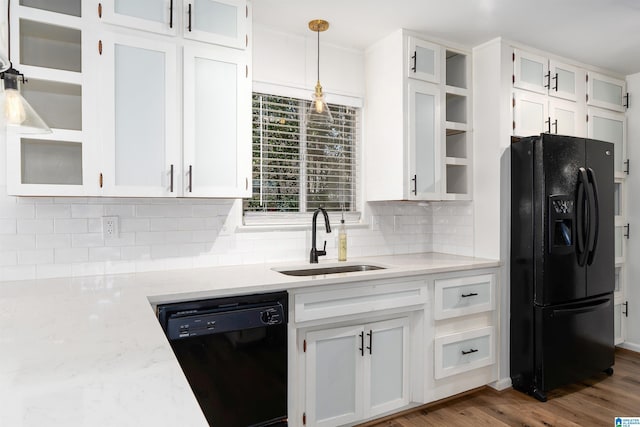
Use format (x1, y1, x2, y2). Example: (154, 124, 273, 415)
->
(239, 211, 366, 232)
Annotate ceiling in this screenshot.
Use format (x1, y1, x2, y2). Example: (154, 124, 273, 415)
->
(253, 0, 640, 76)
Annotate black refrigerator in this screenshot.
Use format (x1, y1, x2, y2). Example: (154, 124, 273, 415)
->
(510, 134, 615, 402)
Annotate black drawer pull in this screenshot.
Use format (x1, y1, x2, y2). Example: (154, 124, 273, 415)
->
(461, 292, 478, 298)
(461, 348, 478, 355)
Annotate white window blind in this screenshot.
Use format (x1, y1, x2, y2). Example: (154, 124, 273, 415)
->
(244, 92, 359, 217)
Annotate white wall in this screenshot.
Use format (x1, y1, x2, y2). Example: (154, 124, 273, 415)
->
(0, 26, 474, 283)
(624, 72, 640, 350)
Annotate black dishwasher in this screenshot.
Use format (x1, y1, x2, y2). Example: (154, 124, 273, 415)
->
(157, 291, 288, 427)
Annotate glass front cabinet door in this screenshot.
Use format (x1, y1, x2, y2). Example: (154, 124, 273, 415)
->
(99, 32, 180, 197)
(408, 80, 441, 200)
(99, 0, 177, 35)
(182, 0, 247, 49)
(182, 44, 251, 198)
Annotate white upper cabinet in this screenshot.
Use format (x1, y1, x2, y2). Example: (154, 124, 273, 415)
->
(587, 72, 627, 112)
(182, 0, 247, 49)
(408, 80, 441, 200)
(6, 2, 98, 196)
(183, 44, 251, 197)
(513, 49, 582, 101)
(99, 33, 180, 197)
(407, 36, 440, 83)
(513, 90, 548, 137)
(99, 0, 177, 36)
(365, 29, 471, 202)
(513, 49, 548, 94)
(587, 107, 626, 177)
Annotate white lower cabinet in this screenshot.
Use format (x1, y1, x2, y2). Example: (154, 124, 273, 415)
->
(291, 268, 499, 426)
(303, 317, 410, 427)
(427, 271, 499, 402)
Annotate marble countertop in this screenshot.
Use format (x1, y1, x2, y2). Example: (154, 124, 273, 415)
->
(0, 253, 499, 427)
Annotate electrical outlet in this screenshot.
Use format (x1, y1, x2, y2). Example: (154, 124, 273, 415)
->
(103, 216, 119, 239)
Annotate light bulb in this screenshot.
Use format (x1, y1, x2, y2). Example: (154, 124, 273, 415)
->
(4, 88, 26, 124)
(315, 98, 324, 113)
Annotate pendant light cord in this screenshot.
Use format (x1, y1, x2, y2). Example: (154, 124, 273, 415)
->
(316, 28, 320, 82)
(6, 0, 10, 61)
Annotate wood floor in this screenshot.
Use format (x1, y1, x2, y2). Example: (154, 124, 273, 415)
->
(361, 348, 640, 427)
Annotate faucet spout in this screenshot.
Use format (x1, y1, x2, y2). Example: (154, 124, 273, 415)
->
(310, 207, 332, 263)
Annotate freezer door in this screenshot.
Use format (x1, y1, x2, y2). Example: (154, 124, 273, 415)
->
(535, 294, 614, 393)
(585, 139, 615, 297)
(535, 134, 586, 305)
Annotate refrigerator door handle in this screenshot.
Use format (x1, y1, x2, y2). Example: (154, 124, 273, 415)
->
(552, 297, 611, 317)
(586, 168, 599, 265)
(577, 168, 590, 266)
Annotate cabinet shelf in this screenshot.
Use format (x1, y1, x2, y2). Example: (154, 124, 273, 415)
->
(21, 79, 82, 131)
(20, 0, 81, 17)
(445, 121, 468, 133)
(446, 50, 467, 89)
(445, 93, 467, 125)
(19, 18, 81, 72)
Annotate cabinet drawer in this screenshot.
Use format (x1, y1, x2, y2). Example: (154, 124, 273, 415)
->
(294, 279, 427, 323)
(434, 326, 495, 379)
(434, 274, 495, 319)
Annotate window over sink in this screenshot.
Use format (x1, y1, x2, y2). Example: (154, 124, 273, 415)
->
(243, 92, 361, 225)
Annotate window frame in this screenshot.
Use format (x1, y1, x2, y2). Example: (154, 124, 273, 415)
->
(243, 83, 363, 227)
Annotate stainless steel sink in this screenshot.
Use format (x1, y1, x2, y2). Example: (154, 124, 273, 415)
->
(277, 264, 386, 277)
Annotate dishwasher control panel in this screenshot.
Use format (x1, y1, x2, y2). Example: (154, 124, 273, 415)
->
(158, 291, 288, 341)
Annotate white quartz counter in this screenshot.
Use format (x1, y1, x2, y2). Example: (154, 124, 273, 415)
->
(0, 253, 499, 427)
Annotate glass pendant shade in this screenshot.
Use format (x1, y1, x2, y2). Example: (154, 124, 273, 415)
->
(1, 69, 51, 134)
(307, 80, 333, 124)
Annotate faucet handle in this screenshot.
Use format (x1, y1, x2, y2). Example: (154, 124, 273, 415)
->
(318, 241, 327, 256)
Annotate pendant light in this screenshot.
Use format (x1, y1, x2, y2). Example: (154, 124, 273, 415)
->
(0, 0, 51, 134)
(306, 19, 333, 124)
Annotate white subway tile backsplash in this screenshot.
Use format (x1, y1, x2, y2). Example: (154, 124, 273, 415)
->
(0, 251, 17, 266)
(55, 248, 89, 263)
(36, 204, 71, 219)
(89, 247, 122, 262)
(0, 235, 36, 251)
(71, 204, 104, 218)
(36, 234, 72, 249)
(120, 218, 150, 233)
(54, 218, 88, 234)
(17, 219, 54, 234)
(0, 189, 474, 282)
(72, 233, 105, 248)
(121, 246, 151, 261)
(0, 218, 16, 234)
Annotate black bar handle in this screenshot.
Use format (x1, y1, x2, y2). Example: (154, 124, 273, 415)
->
(412, 174, 417, 195)
(461, 348, 478, 355)
(461, 292, 478, 298)
(188, 165, 193, 193)
(576, 173, 585, 255)
(552, 119, 558, 134)
(624, 159, 630, 175)
(624, 92, 629, 108)
(544, 72, 550, 89)
(411, 51, 417, 72)
(366, 330, 372, 355)
(545, 117, 551, 133)
(623, 301, 629, 317)
(359, 331, 364, 357)
(586, 167, 599, 265)
(624, 223, 630, 239)
(169, 0, 173, 28)
(170, 164, 174, 193)
(552, 298, 611, 317)
(577, 168, 589, 266)
(188, 3, 192, 32)
(552, 72, 558, 91)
